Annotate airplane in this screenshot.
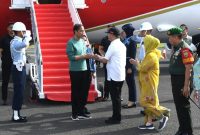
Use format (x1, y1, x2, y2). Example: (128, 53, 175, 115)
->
(77, 0, 200, 43)
(0, 0, 199, 102)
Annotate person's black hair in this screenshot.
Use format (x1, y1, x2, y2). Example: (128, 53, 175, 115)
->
(107, 24, 115, 28)
(73, 24, 83, 34)
(180, 24, 188, 30)
(7, 22, 14, 27)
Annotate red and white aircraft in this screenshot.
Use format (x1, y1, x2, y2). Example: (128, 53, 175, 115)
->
(77, 0, 200, 43)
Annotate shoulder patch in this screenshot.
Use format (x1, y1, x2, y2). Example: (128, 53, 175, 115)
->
(181, 48, 194, 64)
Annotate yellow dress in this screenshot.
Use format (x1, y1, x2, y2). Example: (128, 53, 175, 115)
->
(137, 35, 170, 122)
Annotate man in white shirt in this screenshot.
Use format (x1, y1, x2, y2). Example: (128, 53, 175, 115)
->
(180, 24, 192, 45)
(95, 27, 126, 124)
(133, 22, 153, 62)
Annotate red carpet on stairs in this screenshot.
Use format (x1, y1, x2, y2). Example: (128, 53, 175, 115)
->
(34, 2, 97, 102)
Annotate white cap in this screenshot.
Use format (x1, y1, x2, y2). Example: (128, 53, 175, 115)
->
(134, 22, 153, 35)
(12, 22, 26, 31)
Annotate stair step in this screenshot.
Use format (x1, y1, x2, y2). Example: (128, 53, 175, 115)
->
(35, 8, 69, 13)
(38, 27, 73, 32)
(43, 62, 69, 68)
(43, 69, 69, 76)
(43, 84, 71, 92)
(37, 17, 71, 22)
(40, 37, 68, 43)
(42, 49, 66, 55)
(33, 2, 98, 102)
(41, 42, 67, 49)
(43, 55, 69, 62)
(34, 4, 67, 9)
(36, 12, 70, 18)
(39, 32, 72, 39)
(43, 76, 70, 84)
(38, 21, 73, 27)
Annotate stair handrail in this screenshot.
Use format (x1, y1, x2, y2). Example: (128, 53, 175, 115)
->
(67, 0, 101, 97)
(68, 0, 83, 24)
(29, 0, 44, 98)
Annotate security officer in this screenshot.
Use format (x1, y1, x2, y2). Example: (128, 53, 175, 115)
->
(121, 24, 137, 108)
(0, 23, 14, 105)
(10, 22, 31, 122)
(133, 22, 153, 62)
(168, 27, 194, 135)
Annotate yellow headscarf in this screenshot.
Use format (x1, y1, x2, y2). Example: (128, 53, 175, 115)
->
(144, 35, 162, 59)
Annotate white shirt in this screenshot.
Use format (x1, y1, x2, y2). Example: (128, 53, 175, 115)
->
(10, 36, 28, 64)
(138, 37, 145, 61)
(105, 38, 126, 81)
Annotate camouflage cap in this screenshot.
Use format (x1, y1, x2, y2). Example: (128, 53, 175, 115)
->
(167, 27, 183, 36)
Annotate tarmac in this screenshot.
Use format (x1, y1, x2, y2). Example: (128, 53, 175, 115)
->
(0, 47, 200, 135)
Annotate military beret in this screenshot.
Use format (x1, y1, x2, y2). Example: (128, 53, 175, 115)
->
(167, 27, 183, 36)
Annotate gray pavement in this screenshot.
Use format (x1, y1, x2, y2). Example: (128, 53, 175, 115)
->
(0, 50, 200, 135)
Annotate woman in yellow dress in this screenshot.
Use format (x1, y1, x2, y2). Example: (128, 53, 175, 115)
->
(130, 35, 170, 130)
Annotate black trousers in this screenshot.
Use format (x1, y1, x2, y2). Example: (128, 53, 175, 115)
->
(1, 62, 12, 101)
(84, 70, 92, 107)
(69, 71, 89, 116)
(171, 75, 193, 134)
(108, 80, 124, 121)
(126, 67, 137, 102)
(103, 64, 110, 98)
(12, 65, 26, 110)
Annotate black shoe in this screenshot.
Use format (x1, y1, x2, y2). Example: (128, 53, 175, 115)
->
(12, 116, 27, 123)
(158, 116, 169, 131)
(71, 115, 79, 121)
(138, 124, 155, 130)
(122, 103, 136, 109)
(140, 110, 145, 115)
(102, 97, 109, 101)
(78, 114, 92, 119)
(174, 131, 182, 135)
(105, 118, 120, 124)
(84, 107, 91, 115)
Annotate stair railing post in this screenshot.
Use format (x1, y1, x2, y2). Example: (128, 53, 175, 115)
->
(29, 0, 45, 99)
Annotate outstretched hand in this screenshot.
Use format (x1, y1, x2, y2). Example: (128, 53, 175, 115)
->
(129, 58, 139, 65)
(84, 54, 94, 59)
(93, 54, 101, 60)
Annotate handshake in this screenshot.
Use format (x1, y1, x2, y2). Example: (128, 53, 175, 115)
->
(83, 54, 101, 60)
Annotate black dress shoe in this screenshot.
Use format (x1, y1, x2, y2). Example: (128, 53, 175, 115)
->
(174, 131, 182, 135)
(84, 107, 91, 115)
(102, 97, 109, 101)
(140, 110, 145, 115)
(122, 103, 136, 109)
(12, 116, 27, 123)
(105, 118, 120, 124)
